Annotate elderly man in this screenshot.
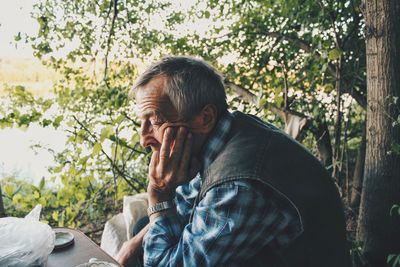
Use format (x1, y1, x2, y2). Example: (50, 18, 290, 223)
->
(117, 56, 350, 267)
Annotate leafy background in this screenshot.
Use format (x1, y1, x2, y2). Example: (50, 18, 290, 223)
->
(2, 2, 398, 265)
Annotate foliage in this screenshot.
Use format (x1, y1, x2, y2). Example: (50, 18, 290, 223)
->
(23, 0, 367, 173)
(388, 202, 400, 267)
(388, 254, 400, 267)
(1, 0, 370, 235)
(0, 81, 148, 229)
(2, 175, 109, 228)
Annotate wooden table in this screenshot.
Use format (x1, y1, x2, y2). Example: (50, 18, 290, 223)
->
(48, 228, 122, 267)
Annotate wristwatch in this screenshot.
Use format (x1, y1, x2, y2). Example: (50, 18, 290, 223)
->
(147, 200, 175, 216)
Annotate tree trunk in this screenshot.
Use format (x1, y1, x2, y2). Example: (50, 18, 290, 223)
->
(0, 185, 5, 217)
(357, 1, 400, 266)
(333, 58, 344, 186)
(350, 122, 366, 210)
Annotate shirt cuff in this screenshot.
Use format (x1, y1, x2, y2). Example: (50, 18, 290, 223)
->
(147, 209, 185, 244)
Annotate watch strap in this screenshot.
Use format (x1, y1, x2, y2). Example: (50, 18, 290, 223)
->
(147, 200, 175, 216)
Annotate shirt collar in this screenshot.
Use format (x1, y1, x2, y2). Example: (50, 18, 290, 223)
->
(199, 110, 234, 170)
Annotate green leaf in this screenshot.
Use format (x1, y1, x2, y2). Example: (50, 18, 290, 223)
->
(14, 32, 22, 42)
(100, 126, 113, 142)
(391, 143, 400, 155)
(76, 192, 86, 202)
(12, 193, 22, 204)
(76, 132, 85, 144)
(328, 48, 342, 60)
(4, 184, 14, 196)
(66, 207, 72, 217)
(387, 254, 400, 267)
(78, 155, 90, 165)
(42, 119, 52, 127)
(18, 114, 31, 126)
(52, 211, 59, 222)
(388, 254, 396, 263)
(61, 175, 68, 186)
(88, 175, 96, 182)
(53, 115, 64, 128)
(81, 177, 90, 187)
(54, 165, 63, 173)
(113, 114, 125, 124)
(275, 94, 283, 107)
(92, 143, 102, 156)
(39, 177, 45, 190)
(321, 63, 328, 73)
(258, 97, 267, 108)
(39, 197, 47, 207)
(68, 166, 76, 176)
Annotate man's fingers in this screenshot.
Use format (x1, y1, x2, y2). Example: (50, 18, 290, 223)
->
(170, 127, 187, 168)
(158, 122, 189, 133)
(159, 127, 174, 166)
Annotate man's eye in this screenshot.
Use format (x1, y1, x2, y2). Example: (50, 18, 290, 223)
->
(151, 118, 164, 126)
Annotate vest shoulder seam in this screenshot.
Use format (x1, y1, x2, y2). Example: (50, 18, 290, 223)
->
(200, 176, 304, 233)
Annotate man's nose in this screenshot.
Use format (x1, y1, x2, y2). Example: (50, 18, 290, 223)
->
(139, 121, 153, 147)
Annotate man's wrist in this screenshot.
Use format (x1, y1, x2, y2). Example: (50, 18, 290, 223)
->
(147, 200, 175, 216)
(149, 207, 177, 222)
(147, 185, 176, 205)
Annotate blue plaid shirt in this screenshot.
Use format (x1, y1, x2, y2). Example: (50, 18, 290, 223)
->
(143, 111, 303, 266)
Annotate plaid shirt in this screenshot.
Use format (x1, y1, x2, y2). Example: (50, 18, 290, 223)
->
(143, 111, 303, 267)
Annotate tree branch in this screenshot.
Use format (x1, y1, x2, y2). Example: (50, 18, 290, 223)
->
(256, 31, 337, 77)
(225, 80, 258, 104)
(122, 112, 141, 127)
(103, 0, 119, 86)
(72, 115, 145, 192)
(224, 80, 309, 121)
(343, 86, 367, 109)
(254, 30, 367, 109)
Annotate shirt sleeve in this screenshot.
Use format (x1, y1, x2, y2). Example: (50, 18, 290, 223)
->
(174, 174, 201, 222)
(143, 180, 303, 267)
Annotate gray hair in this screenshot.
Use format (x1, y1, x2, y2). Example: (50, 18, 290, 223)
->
(132, 56, 228, 120)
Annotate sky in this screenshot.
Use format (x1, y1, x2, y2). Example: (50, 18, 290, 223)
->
(0, 0, 62, 184)
(0, 0, 38, 59)
(0, 125, 66, 184)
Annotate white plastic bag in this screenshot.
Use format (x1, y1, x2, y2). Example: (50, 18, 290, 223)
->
(0, 204, 55, 267)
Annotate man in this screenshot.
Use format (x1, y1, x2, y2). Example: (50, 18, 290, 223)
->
(117, 56, 350, 266)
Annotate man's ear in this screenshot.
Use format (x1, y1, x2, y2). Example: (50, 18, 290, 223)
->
(190, 104, 218, 134)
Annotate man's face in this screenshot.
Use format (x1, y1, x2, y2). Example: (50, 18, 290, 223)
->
(135, 76, 184, 151)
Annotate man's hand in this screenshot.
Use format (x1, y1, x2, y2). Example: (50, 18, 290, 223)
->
(147, 126, 194, 204)
(116, 239, 138, 266)
(116, 224, 149, 266)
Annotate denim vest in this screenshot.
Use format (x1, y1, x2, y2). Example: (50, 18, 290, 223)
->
(198, 112, 350, 267)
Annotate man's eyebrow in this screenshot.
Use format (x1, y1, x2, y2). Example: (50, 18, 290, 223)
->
(136, 109, 166, 121)
(140, 110, 155, 118)
(133, 104, 153, 118)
